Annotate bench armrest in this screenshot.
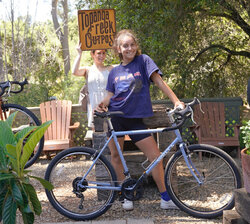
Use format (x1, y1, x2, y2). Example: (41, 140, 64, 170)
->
(69, 122, 80, 130)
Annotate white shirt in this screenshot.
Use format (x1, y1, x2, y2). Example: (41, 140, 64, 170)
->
(87, 65, 109, 127)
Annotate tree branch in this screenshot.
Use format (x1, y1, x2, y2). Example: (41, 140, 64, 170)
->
(193, 44, 250, 62)
(198, 1, 250, 37)
(219, 0, 250, 37)
(51, 0, 64, 43)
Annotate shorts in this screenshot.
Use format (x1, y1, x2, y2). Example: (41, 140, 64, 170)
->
(111, 116, 151, 143)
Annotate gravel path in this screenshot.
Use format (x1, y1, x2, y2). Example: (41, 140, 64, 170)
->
(14, 156, 234, 224)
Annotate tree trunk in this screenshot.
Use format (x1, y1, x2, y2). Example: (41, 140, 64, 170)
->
(51, 0, 70, 76)
(0, 29, 4, 82)
(11, 0, 17, 80)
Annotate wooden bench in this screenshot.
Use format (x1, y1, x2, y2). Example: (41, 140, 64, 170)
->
(40, 100, 80, 158)
(192, 101, 241, 157)
(27, 97, 243, 150)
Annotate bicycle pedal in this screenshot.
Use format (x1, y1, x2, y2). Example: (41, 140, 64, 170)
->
(118, 191, 125, 201)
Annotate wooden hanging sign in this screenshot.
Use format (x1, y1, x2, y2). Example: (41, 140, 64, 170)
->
(78, 9, 116, 51)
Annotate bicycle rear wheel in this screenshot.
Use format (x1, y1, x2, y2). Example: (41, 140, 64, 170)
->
(165, 144, 242, 219)
(45, 147, 117, 221)
(1, 103, 44, 168)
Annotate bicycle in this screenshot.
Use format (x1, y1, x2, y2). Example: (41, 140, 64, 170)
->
(0, 79, 44, 168)
(45, 97, 242, 220)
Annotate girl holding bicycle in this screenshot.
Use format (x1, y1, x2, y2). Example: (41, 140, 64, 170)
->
(97, 29, 184, 210)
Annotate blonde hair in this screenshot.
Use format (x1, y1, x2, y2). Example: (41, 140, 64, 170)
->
(112, 29, 141, 61)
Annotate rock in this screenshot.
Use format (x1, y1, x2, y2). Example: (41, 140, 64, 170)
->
(234, 188, 250, 223)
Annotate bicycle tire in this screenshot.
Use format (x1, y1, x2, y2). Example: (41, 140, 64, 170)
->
(1, 103, 44, 168)
(165, 144, 242, 219)
(45, 147, 117, 221)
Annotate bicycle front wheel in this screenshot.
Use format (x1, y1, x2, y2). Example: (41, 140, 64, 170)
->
(45, 147, 117, 221)
(165, 144, 242, 219)
(1, 103, 44, 168)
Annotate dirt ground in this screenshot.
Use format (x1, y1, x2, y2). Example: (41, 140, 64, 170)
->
(15, 154, 242, 224)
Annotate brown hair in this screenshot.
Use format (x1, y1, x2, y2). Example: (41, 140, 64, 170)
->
(112, 29, 141, 61)
(91, 49, 107, 54)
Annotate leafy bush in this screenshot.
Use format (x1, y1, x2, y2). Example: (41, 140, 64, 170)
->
(240, 120, 250, 155)
(0, 112, 53, 224)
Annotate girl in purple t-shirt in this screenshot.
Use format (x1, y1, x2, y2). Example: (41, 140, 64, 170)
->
(97, 29, 184, 211)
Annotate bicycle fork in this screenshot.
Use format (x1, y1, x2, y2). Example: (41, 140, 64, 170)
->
(179, 142, 204, 185)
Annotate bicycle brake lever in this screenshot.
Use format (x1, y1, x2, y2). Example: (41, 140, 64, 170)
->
(197, 98, 204, 114)
(6, 81, 11, 96)
(189, 106, 196, 124)
(189, 98, 204, 124)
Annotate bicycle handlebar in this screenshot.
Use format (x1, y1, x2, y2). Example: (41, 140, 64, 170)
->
(167, 97, 199, 117)
(162, 97, 200, 132)
(94, 97, 200, 132)
(94, 111, 124, 118)
(0, 78, 28, 96)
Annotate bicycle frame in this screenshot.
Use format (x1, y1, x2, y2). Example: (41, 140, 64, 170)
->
(79, 116, 204, 192)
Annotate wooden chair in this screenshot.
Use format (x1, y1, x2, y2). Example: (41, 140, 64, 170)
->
(40, 100, 80, 158)
(192, 102, 240, 157)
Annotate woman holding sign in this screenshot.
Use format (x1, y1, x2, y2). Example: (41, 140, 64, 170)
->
(72, 43, 114, 128)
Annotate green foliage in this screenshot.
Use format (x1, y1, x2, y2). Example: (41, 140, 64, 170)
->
(240, 120, 250, 154)
(0, 112, 53, 224)
(87, 0, 249, 101)
(1, 0, 249, 106)
(1, 19, 65, 106)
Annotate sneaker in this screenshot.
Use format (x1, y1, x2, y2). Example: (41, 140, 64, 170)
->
(160, 199, 179, 210)
(122, 199, 134, 211)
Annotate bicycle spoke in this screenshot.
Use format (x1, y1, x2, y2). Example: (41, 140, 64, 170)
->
(45, 147, 117, 220)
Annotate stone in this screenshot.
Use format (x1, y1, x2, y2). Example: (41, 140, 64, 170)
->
(223, 210, 245, 224)
(93, 132, 110, 154)
(234, 188, 250, 223)
(93, 116, 105, 132)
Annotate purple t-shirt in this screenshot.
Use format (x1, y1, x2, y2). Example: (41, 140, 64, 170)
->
(106, 54, 162, 118)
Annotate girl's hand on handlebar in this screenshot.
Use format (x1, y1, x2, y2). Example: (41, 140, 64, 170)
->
(174, 101, 185, 110)
(96, 102, 108, 112)
(96, 92, 113, 112)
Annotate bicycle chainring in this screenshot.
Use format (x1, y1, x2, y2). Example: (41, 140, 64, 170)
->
(121, 179, 144, 201)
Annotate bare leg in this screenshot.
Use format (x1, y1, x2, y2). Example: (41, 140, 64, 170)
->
(108, 137, 125, 182)
(135, 136, 166, 193)
(109, 136, 134, 210)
